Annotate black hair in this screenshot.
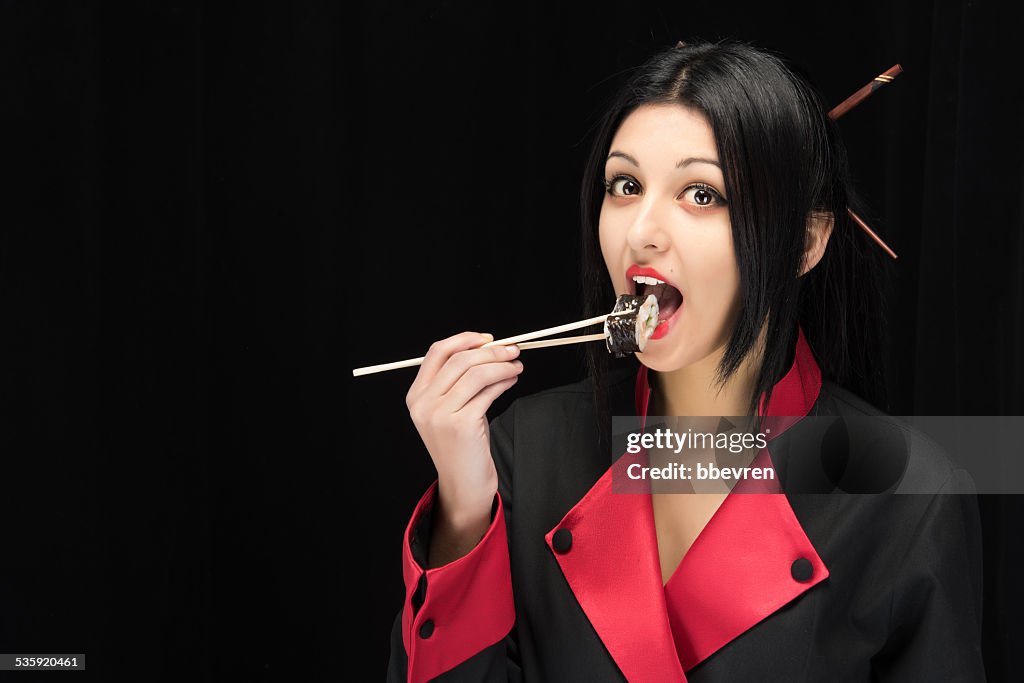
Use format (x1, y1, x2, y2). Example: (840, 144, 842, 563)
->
(580, 39, 891, 453)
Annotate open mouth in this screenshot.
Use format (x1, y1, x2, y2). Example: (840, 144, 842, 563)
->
(630, 274, 684, 322)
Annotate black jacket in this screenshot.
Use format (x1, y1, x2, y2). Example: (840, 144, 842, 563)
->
(387, 331, 985, 682)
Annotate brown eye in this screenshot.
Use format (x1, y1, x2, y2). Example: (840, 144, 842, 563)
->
(694, 188, 713, 205)
(684, 183, 727, 208)
(605, 176, 640, 196)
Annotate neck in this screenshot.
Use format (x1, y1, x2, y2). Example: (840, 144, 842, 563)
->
(650, 329, 768, 418)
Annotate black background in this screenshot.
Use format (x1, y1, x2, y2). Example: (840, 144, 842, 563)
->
(2, 0, 1022, 680)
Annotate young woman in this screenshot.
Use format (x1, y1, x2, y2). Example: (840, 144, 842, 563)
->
(387, 40, 984, 682)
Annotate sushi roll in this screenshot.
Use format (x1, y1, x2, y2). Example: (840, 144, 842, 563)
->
(604, 294, 659, 357)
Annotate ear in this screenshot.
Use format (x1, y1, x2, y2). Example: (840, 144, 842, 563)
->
(800, 210, 834, 276)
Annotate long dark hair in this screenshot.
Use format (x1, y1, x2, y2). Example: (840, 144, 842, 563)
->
(580, 39, 891, 452)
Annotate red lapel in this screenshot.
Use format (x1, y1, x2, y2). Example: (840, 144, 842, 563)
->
(546, 326, 829, 680)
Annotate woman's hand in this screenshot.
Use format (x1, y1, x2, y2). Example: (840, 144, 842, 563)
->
(405, 331, 523, 565)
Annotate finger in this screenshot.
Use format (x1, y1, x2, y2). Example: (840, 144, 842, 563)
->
(428, 344, 521, 399)
(441, 359, 524, 413)
(456, 374, 520, 420)
(408, 331, 492, 400)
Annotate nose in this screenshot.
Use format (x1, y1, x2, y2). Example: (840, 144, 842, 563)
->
(625, 202, 671, 254)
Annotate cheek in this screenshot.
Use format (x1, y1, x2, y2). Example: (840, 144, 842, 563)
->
(683, 232, 740, 311)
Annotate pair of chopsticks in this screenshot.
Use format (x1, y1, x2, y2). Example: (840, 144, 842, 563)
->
(351, 314, 609, 376)
(830, 64, 902, 260)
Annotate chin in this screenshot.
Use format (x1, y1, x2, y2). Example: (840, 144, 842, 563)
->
(635, 328, 725, 374)
(635, 347, 693, 373)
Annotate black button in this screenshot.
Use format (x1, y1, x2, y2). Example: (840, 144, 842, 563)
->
(419, 619, 435, 638)
(791, 558, 813, 582)
(552, 528, 573, 553)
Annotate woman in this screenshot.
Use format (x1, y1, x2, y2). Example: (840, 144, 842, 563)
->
(387, 40, 984, 682)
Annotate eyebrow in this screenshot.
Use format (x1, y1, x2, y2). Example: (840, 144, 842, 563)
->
(606, 151, 721, 169)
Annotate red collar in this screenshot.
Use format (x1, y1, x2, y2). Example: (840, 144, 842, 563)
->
(546, 326, 828, 680)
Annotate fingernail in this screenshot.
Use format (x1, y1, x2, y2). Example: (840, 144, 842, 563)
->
(481, 333, 493, 342)
(507, 345, 520, 356)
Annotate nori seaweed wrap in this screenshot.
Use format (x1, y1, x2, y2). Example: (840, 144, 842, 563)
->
(604, 294, 659, 357)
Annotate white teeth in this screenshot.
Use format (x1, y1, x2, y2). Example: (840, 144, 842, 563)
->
(631, 275, 665, 286)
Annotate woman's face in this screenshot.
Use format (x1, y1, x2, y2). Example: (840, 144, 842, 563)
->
(599, 103, 741, 373)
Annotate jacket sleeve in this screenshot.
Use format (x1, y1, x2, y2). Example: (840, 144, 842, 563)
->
(871, 469, 986, 681)
(386, 403, 521, 683)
